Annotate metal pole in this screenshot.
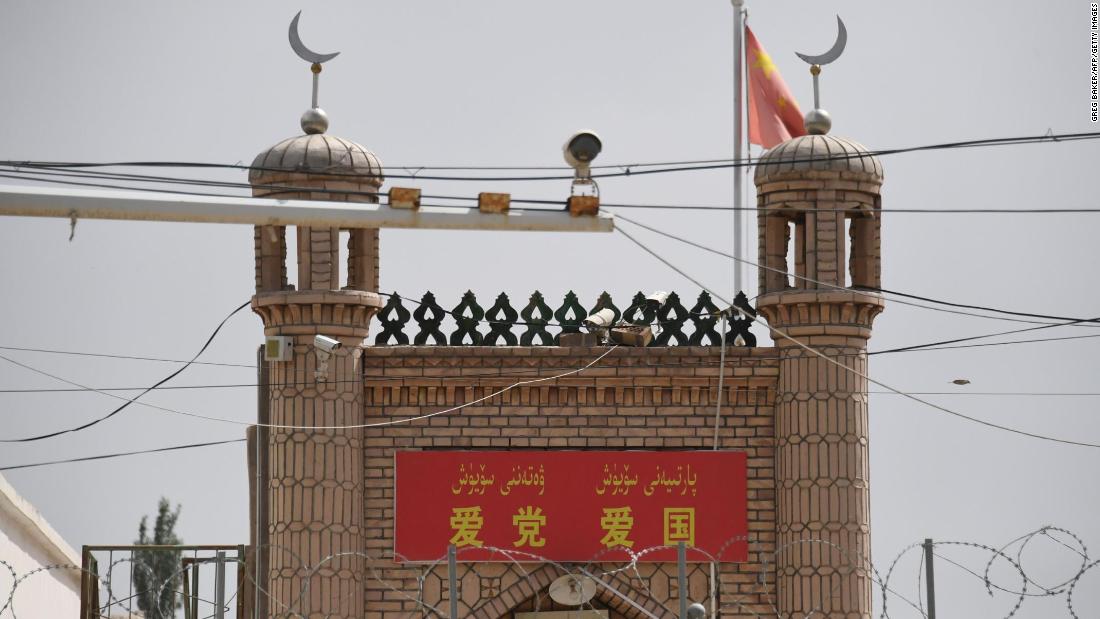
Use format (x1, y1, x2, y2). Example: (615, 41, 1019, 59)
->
(708, 562, 717, 619)
(923, 538, 936, 619)
(678, 541, 688, 618)
(252, 427, 261, 619)
(254, 345, 268, 619)
(448, 544, 458, 619)
(0, 185, 615, 232)
(214, 551, 226, 619)
(731, 0, 746, 295)
(191, 561, 200, 619)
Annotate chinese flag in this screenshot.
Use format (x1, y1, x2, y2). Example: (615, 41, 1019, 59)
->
(746, 26, 806, 149)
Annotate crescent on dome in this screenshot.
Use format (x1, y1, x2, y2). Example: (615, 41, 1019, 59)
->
(289, 11, 340, 65)
(795, 16, 847, 66)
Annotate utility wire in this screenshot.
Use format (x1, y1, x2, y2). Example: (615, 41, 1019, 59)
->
(0, 438, 245, 472)
(8, 161, 1100, 214)
(620, 228, 1100, 449)
(0, 345, 622, 433)
(614, 213, 1100, 328)
(0, 300, 250, 442)
(766, 318, 1100, 448)
(868, 319, 1100, 356)
(615, 228, 731, 306)
(4, 316, 1099, 395)
(0, 345, 255, 369)
(5, 129, 1099, 182)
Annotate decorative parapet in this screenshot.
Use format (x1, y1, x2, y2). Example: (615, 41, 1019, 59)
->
(372, 290, 758, 347)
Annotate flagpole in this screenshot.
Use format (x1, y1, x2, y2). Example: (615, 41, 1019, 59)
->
(731, 0, 746, 296)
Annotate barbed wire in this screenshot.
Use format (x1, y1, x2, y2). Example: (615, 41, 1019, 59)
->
(1, 526, 1095, 618)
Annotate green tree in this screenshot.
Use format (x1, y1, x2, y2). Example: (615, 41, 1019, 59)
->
(133, 498, 182, 619)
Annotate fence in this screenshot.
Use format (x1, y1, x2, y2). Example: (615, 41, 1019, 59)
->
(74, 545, 245, 619)
(374, 290, 758, 347)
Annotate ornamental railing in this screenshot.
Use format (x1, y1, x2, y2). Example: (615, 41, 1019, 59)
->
(79, 544, 248, 619)
(373, 290, 757, 347)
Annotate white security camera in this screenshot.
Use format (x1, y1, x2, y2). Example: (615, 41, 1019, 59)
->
(645, 290, 669, 309)
(583, 308, 616, 331)
(313, 335, 342, 353)
(312, 335, 342, 382)
(686, 603, 707, 619)
(563, 130, 602, 181)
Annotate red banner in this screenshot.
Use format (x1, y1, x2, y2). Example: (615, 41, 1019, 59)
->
(394, 451, 747, 562)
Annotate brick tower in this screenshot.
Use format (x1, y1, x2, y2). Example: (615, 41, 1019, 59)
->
(248, 107, 384, 618)
(754, 129, 885, 617)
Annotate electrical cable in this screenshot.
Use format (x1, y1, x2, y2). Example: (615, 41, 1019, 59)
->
(0, 438, 246, 472)
(8, 162, 1100, 215)
(5, 312, 1100, 396)
(4, 129, 1099, 182)
(614, 213, 1100, 328)
(868, 319, 1100, 356)
(0, 300, 250, 442)
(0, 345, 622, 433)
(614, 227, 731, 306)
(620, 227, 1100, 449)
(790, 336, 1100, 451)
(0, 345, 256, 369)
(712, 313, 729, 450)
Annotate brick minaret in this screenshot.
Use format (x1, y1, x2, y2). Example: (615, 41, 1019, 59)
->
(248, 111, 384, 618)
(754, 132, 885, 618)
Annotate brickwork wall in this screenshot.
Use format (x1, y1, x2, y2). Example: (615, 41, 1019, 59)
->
(757, 291, 884, 619)
(265, 337, 366, 619)
(359, 345, 780, 618)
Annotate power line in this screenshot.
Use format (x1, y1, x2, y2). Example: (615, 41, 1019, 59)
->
(614, 227, 731, 306)
(6, 325, 1100, 394)
(0, 345, 256, 369)
(4, 130, 1099, 182)
(4, 313, 1099, 396)
(0, 300, 250, 442)
(0, 438, 245, 472)
(619, 226, 1100, 449)
(9, 160, 1100, 214)
(0, 344, 622, 433)
(868, 321, 1100, 356)
(614, 213, 1100, 329)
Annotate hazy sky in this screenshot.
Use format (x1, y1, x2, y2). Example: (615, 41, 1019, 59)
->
(1, 0, 1098, 616)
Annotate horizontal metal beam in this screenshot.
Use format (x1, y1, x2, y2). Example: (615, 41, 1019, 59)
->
(0, 185, 614, 232)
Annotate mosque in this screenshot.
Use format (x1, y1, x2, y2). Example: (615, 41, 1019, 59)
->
(239, 18, 884, 619)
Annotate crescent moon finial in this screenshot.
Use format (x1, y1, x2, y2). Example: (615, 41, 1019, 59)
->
(289, 11, 340, 65)
(287, 11, 339, 134)
(795, 16, 847, 66)
(794, 15, 847, 135)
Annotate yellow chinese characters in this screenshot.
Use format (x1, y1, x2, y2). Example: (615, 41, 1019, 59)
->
(449, 506, 484, 548)
(663, 507, 695, 546)
(599, 507, 635, 548)
(512, 506, 546, 548)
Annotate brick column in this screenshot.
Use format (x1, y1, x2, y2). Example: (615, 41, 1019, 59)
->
(758, 290, 883, 618)
(753, 132, 885, 618)
(252, 292, 382, 618)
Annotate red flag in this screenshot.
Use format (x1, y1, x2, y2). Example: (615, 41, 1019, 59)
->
(746, 26, 806, 149)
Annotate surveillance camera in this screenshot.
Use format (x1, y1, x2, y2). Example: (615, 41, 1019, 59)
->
(563, 130, 602, 183)
(583, 308, 616, 331)
(686, 603, 707, 619)
(645, 290, 669, 308)
(313, 335, 342, 353)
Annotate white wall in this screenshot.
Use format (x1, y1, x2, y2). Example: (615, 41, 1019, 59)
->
(0, 473, 81, 619)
